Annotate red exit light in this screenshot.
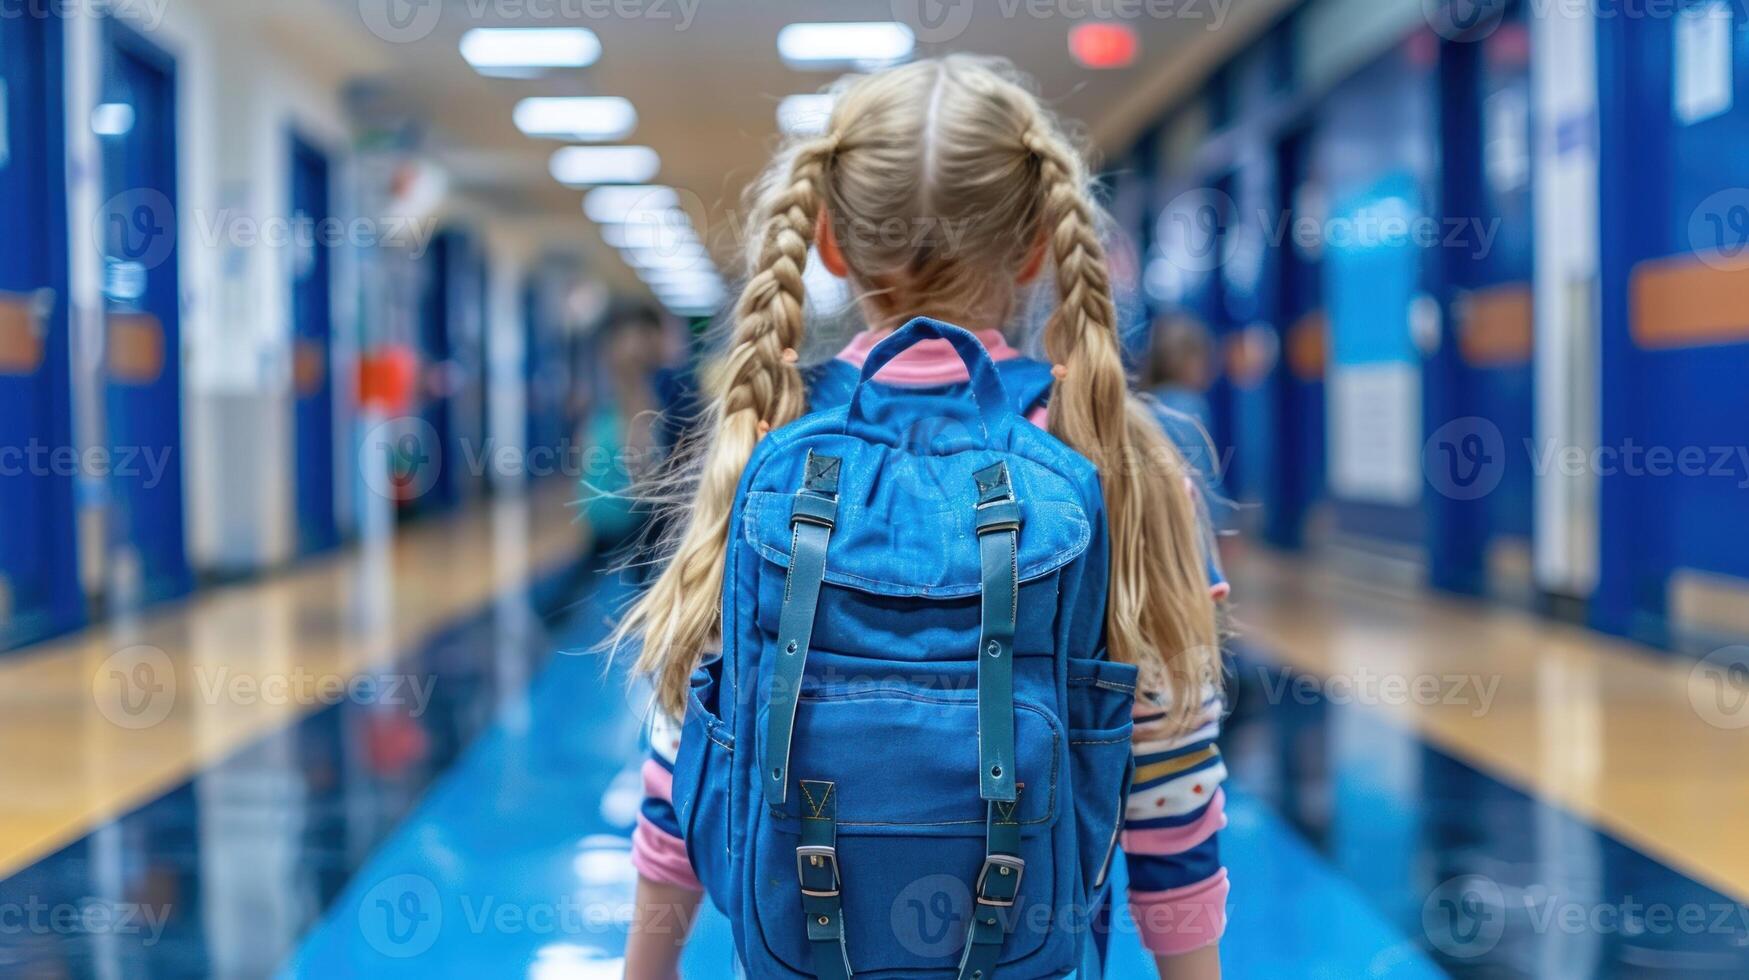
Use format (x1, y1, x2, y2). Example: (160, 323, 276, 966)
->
(1069, 22, 1139, 69)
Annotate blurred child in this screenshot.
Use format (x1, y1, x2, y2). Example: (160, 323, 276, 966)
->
(578, 299, 667, 556)
(1145, 316, 1218, 490)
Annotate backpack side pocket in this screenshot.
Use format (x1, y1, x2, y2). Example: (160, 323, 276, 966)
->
(671, 657, 735, 910)
(1066, 657, 1139, 897)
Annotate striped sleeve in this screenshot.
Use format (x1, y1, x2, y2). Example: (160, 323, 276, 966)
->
(1122, 686, 1229, 954)
(630, 711, 703, 891)
(1121, 564, 1231, 955)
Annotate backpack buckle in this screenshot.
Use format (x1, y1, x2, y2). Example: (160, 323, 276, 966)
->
(973, 854, 1025, 907)
(796, 844, 841, 898)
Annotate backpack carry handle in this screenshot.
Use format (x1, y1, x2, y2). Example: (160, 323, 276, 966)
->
(846, 318, 1013, 442)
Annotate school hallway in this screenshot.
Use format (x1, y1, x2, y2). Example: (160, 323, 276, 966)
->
(2, 483, 1742, 977)
(9, 0, 1749, 975)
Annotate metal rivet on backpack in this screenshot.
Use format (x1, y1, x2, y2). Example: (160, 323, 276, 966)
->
(809, 855, 822, 867)
(986, 641, 1001, 657)
(772, 768, 782, 780)
(999, 866, 1010, 876)
(990, 765, 1002, 779)
(818, 916, 829, 926)
(786, 640, 798, 654)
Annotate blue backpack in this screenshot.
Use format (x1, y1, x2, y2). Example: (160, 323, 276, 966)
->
(669, 319, 1138, 978)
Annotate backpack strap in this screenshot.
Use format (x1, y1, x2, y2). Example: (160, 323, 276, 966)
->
(991, 357, 1056, 419)
(955, 463, 1024, 978)
(763, 451, 841, 808)
(797, 778, 853, 980)
(973, 462, 1019, 803)
(806, 354, 1055, 418)
(957, 792, 1026, 980)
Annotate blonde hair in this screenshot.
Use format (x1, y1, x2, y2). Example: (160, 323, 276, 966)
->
(616, 56, 1219, 733)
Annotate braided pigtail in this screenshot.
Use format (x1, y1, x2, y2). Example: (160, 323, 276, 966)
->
(1026, 123, 1220, 735)
(615, 134, 836, 718)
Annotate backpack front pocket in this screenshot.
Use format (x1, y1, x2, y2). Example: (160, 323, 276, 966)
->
(750, 684, 1066, 976)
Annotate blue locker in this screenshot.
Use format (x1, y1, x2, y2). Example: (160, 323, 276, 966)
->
(1428, 11, 1537, 595)
(1266, 125, 1328, 549)
(290, 135, 338, 553)
(412, 232, 460, 513)
(1217, 42, 1291, 526)
(411, 229, 487, 513)
(1597, 1, 1749, 642)
(99, 22, 189, 605)
(1301, 40, 1439, 548)
(522, 272, 569, 479)
(1147, 101, 1233, 502)
(0, 15, 82, 648)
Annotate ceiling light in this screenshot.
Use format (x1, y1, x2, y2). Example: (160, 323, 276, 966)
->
(461, 28, 601, 71)
(622, 245, 712, 269)
(601, 220, 697, 251)
(777, 22, 914, 69)
(583, 185, 679, 223)
(514, 97, 637, 141)
(549, 146, 660, 185)
(651, 276, 726, 297)
(642, 272, 723, 293)
(642, 264, 722, 284)
(777, 94, 835, 136)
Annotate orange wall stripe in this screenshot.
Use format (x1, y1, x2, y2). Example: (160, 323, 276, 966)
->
(0, 295, 46, 375)
(1631, 253, 1749, 349)
(107, 312, 166, 384)
(1287, 310, 1326, 382)
(1458, 283, 1534, 367)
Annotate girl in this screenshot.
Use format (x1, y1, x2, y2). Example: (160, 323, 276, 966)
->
(619, 56, 1229, 979)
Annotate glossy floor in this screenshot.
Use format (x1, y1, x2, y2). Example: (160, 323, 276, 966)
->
(2, 496, 1745, 978)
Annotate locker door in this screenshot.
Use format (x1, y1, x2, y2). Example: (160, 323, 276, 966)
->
(1597, 0, 1749, 642)
(521, 274, 565, 478)
(1218, 39, 1289, 532)
(412, 232, 457, 513)
(1147, 178, 1231, 504)
(99, 22, 188, 606)
(0, 15, 81, 648)
(1429, 10, 1537, 596)
(1304, 40, 1439, 550)
(1265, 127, 1327, 549)
(1223, 150, 1282, 529)
(290, 135, 338, 553)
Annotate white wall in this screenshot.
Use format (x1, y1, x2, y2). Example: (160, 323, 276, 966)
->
(1531, 8, 1601, 598)
(62, 0, 599, 586)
